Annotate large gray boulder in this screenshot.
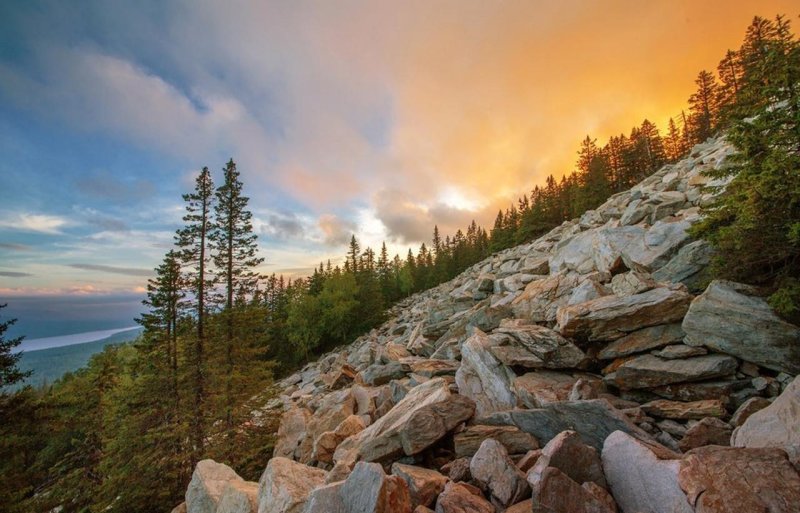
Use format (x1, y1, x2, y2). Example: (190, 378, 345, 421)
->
(597, 324, 684, 360)
(257, 457, 327, 513)
(602, 431, 692, 513)
(490, 319, 586, 369)
(682, 280, 800, 374)
(612, 354, 738, 390)
(478, 399, 651, 451)
(339, 462, 412, 513)
(652, 240, 712, 291)
(731, 375, 800, 454)
(511, 272, 581, 322)
(334, 378, 474, 465)
(557, 287, 692, 341)
(186, 460, 244, 513)
(302, 482, 345, 513)
(217, 481, 258, 513)
(455, 330, 517, 416)
(274, 408, 312, 461)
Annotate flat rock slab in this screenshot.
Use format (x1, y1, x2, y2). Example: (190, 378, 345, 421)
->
(612, 354, 737, 390)
(511, 272, 581, 323)
(682, 280, 800, 374)
(641, 399, 726, 420)
(454, 424, 539, 458)
(513, 371, 577, 408)
(557, 287, 692, 341)
(477, 399, 652, 451)
(602, 431, 693, 513)
(679, 446, 800, 513)
(492, 319, 586, 369)
(598, 324, 684, 360)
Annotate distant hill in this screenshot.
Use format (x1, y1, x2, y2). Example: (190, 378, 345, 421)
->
(14, 328, 143, 389)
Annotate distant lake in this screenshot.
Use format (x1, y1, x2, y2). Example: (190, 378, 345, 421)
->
(15, 326, 143, 352)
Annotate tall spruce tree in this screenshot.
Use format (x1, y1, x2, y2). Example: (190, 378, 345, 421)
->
(210, 159, 263, 433)
(175, 166, 215, 460)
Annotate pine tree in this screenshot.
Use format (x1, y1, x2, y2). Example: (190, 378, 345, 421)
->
(210, 159, 264, 435)
(688, 70, 720, 143)
(175, 166, 215, 461)
(0, 304, 29, 389)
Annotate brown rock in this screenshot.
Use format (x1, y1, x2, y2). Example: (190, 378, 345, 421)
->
(730, 396, 771, 427)
(582, 482, 617, 513)
(339, 461, 412, 513)
(391, 463, 448, 509)
(678, 417, 732, 452)
(470, 438, 530, 508)
(641, 399, 726, 420)
(410, 359, 460, 377)
(557, 287, 692, 341)
(505, 499, 533, 513)
(445, 457, 471, 482)
(598, 324, 684, 360)
(257, 457, 327, 513)
(651, 379, 748, 402)
(532, 430, 606, 489)
(516, 449, 542, 473)
(414, 506, 435, 513)
(679, 446, 800, 513)
(187, 459, 244, 513)
(273, 407, 312, 461)
(512, 272, 581, 323)
(651, 344, 707, 360)
(513, 371, 576, 408)
(216, 481, 258, 513)
(528, 466, 615, 513)
(454, 425, 539, 458)
(613, 354, 737, 390)
(434, 481, 494, 513)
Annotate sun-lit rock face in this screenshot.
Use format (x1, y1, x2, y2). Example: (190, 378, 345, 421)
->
(176, 136, 800, 513)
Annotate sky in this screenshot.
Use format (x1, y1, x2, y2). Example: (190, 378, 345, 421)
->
(0, 1, 797, 333)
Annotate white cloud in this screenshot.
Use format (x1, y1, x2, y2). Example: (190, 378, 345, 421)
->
(0, 213, 71, 234)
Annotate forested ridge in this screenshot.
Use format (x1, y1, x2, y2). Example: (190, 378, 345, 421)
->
(0, 14, 798, 513)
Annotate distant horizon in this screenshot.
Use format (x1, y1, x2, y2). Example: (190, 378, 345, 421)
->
(16, 325, 143, 353)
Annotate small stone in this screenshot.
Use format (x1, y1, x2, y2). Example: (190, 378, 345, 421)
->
(454, 425, 539, 458)
(531, 430, 606, 489)
(678, 417, 732, 452)
(391, 463, 448, 509)
(641, 399, 727, 420)
(651, 344, 707, 360)
(470, 438, 530, 508)
(434, 481, 494, 513)
(730, 396, 771, 427)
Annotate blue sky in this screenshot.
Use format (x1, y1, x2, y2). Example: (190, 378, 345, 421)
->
(1, 1, 795, 334)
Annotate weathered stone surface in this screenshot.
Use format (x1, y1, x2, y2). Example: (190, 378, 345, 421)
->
(313, 415, 367, 464)
(512, 272, 581, 323)
(641, 399, 726, 420)
(516, 449, 543, 473)
(274, 408, 312, 460)
(557, 287, 692, 341)
(598, 324, 684, 360)
(567, 278, 611, 306)
(582, 482, 617, 513)
(454, 424, 539, 458)
(549, 229, 597, 274)
(339, 462, 412, 513)
(651, 379, 748, 402)
(532, 430, 606, 488)
(732, 375, 800, 452)
(612, 354, 738, 390)
(470, 439, 529, 508)
(679, 446, 800, 513)
(610, 271, 656, 297)
(172, 503, 187, 513)
(302, 482, 345, 513)
(391, 464, 447, 509)
(444, 457, 471, 482)
(455, 330, 517, 416)
(527, 465, 614, 513)
(434, 481, 494, 513)
(217, 481, 258, 513)
(652, 240, 712, 291)
(359, 362, 410, 386)
(682, 280, 800, 374)
(257, 457, 326, 513)
(479, 399, 651, 451)
(602, 431, 692, 513)
(409, 359, 460, 377)
(492, 319, 586, 369)
(505, 499, 533, 513)
(730, 396, 771, 427)
(651, 344, 706, 360)
(186, 459, 243, 513)
(334, 378, 473, 465)
(678, 417, 732, 452)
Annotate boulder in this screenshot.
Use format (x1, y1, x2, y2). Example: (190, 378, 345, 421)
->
(313, 415, 367, 464)
(359, 362, 410, 386)
(391, 463, 447, 509)
(650, 379, 748, 402)
(557, 287, 692, 341)
(273, 408, 312, 460)
(612, 354, 738, 390)
(678, 446, 800, 512)
(729, 396, 771, 427)
(652, 240, 712, 291)
(678, 417, 732, 452)
(302, 482, 345, 513)
(454, 424, 539, 458)
(339, 462, 412, 513)
(505, 499, 533, 513)
(567, 279, 611, 306)
(513, 371, 576, 408)
(333, 378, 474, 465)
(434, 481, 494, 513)
(512, 272, 581, 323)
(455, 330, 517, 416)
(598, 324, 684, 360)
(409, 359, 460, 378)
(257, 457, 327, 513)
(732, 375, 800, 452)
(609, 271, 656, 297)
(650, 344, 706, 360)
(640, 399, 726, 420)
(682, 280, 800, 374)
(527, 465, 615, 513)
(532, 430, 606, 489)
(478, 399, 651, 451)
(601, 431, 692, 513)
(172, 503, 187, 513)
(470, 439, 530, 508)
(186, 460, 244, 513)
(492, 319, 586, 369)
(217, 481, 258, 513)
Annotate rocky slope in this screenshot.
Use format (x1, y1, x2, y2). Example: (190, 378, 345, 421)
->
(173, 136, 800, 513)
